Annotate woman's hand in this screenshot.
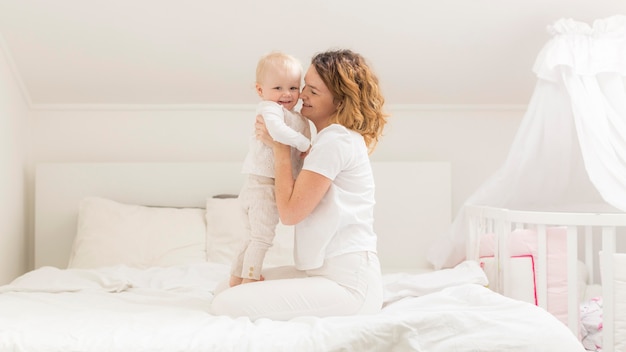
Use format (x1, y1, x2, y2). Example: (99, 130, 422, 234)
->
(255, 115, 275, 147)
(256, 115, 291, 158)
(300, 146, 311, 159)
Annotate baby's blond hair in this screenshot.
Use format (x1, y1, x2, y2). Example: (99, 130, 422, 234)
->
(256, 51, 303, 84)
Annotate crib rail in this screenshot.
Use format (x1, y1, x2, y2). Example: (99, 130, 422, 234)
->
(465, 204, 626, 352)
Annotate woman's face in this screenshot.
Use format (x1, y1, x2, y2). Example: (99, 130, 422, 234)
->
(300, 65, 337, 129)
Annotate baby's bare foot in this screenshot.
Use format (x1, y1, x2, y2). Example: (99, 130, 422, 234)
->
(229, 275, 243, 287)
(241, 275, 265, 284)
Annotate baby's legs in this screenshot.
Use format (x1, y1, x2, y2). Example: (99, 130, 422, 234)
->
(212, 252, 383, 320)
(232, 175, 279, 280)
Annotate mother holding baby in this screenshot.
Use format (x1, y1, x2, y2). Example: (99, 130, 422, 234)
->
(211, 49, 389, 320)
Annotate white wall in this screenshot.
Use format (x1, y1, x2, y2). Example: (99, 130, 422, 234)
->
(30, 105, 524, 210)
(0, 37, 29, 284)
(2, 1, 623, 106)
(27, 105, 524, 268)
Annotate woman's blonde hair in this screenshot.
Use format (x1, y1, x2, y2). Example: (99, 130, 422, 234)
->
(311, 49, 389, 153)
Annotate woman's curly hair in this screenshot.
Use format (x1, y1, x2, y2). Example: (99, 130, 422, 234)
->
(311, 49, 389, 154)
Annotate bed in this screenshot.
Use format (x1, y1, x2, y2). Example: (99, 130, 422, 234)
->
(465, 204, 626, 352)
(0, 162, 585, 351)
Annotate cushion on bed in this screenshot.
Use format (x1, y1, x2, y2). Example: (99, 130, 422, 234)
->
(68, 197, 207, 269)
(205, 197, 294, 268)
(479, 227, 576, 325)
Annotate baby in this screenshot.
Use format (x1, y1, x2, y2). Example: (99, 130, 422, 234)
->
(229, 52, 311, 287)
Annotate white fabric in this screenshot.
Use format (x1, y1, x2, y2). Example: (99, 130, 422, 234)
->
(381, 260, 488, 306)
(241, 101, 310, 178)
(0, 263, 223, 296)
(212, 251, 383, 320)
(429, 15, 626, 269)
(0, 261, 585, 352)
(296, 124, 377, 270)
(68, 197, 207, 269)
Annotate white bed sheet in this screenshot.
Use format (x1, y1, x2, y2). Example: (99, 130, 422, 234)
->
(0, 262, 585, 352)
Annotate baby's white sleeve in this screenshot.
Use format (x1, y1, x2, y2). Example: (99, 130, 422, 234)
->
(259, 102, 310, 152)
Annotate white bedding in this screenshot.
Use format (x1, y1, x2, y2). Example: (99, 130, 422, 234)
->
(0, 261, 585, 352)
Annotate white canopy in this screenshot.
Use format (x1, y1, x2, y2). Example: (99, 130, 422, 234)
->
(429, 15, 626, 269)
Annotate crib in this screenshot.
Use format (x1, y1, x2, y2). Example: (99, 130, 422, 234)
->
(465, 204, 626, 352)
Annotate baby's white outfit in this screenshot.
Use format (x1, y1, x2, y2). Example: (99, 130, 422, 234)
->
(231, 101, 310, 280)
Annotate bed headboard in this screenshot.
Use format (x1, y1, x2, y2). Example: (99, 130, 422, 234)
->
(35, 162, 451, 273)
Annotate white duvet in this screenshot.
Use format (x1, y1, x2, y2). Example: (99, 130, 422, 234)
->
(0, 261, 585, 352)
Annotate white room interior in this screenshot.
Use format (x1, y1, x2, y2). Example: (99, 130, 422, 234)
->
(1, 0, 625, 285)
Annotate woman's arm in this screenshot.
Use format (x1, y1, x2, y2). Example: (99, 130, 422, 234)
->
(256, 116, 331, 225)
(273, 146, 330, 225)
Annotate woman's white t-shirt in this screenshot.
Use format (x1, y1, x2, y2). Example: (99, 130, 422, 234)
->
(294, 124, 377, 270)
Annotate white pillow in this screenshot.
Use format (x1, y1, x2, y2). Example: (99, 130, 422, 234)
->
(68, 197, 207, 269)
(205, 197, 294, 268)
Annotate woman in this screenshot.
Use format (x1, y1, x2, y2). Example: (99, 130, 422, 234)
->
(211, 49, 389, 320)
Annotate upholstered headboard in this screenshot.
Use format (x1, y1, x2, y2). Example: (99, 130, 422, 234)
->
(35, 161, 451, 272)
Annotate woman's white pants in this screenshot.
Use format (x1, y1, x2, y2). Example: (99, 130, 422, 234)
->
(210, 251, 383, 321)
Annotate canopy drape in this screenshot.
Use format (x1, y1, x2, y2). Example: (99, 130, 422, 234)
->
(429, 15, 626, 269)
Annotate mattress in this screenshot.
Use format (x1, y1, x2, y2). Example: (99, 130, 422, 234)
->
(0, 261, 586, 352)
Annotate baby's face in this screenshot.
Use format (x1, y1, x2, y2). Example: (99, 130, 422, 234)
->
(257, 68, 301, 111)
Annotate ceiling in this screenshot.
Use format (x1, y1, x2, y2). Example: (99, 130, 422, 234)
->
(1, 0, 625, 106)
